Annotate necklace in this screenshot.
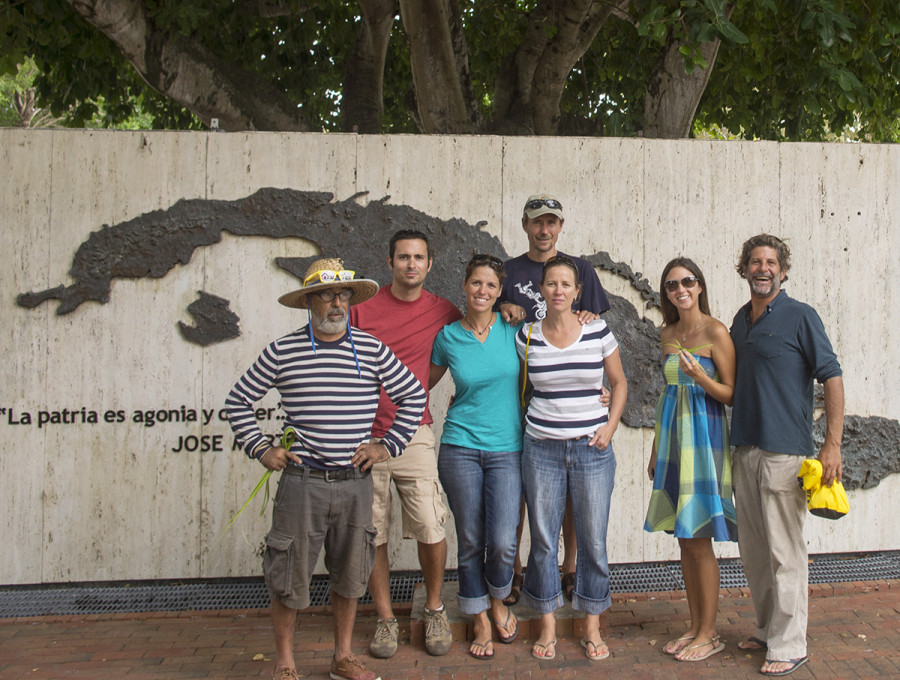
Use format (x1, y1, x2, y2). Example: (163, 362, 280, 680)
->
(679, 318, 706, 342)
(464, 314, 492, 336)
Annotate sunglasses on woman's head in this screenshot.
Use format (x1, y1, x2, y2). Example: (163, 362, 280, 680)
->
(469, 254, 504, 269)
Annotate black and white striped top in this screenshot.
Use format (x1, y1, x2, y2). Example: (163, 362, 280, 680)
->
(516, 319, 619, 439)
(226, 326, 426, 469)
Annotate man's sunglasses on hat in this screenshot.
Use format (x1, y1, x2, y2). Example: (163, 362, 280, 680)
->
(525, 198, 563, 211)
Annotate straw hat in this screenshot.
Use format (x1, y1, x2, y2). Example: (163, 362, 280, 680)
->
(278, 257, 379, 309)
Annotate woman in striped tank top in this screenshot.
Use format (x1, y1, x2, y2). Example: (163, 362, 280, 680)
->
(515, 255, 627, 662)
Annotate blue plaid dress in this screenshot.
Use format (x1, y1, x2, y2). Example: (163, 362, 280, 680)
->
(644, 353, 737, 541)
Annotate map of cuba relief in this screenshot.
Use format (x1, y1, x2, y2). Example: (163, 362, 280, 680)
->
(15, 188, 900, 490)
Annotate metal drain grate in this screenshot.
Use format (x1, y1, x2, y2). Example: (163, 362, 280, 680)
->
(1, 552, 897, 618)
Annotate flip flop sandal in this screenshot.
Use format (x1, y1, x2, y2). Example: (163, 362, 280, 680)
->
(580, 637, 610, 661)
(561, 572, 576, 602)
(675, 635, 725, 662)
(503, 572, 524, 606)
(761, 656, 809, 676)
(663, 634, 695, 655)
(531, 639, 557, 660)
(490, 608, 519, 644)
(738, 636, 768, 651)
(468, 640, 494, 660)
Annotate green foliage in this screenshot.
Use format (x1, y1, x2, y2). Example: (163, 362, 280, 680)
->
(2, 0, 898, 140)
(696, 0, 900, 141)
(2, 0, 201, 128)
(555, 0, 748, 136)
(0, 58, 35, 127)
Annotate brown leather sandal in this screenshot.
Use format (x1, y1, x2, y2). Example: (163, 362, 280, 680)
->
(561, 572, 576, 602)
(503, 571, 524, 605)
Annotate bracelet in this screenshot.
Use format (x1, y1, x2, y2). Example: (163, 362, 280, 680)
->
(251, 441, 271, 460)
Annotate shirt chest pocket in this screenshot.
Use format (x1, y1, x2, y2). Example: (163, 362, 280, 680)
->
(754, 332, 783, 358)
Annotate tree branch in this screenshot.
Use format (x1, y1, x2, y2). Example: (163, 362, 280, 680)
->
(66, 0, 309, 131)
(494, 0, 629, 135)
(641, 5, 734, 138)
(252, 0, 315, 18)
(641, 35, 723, 138)
(397, 0, 472, 133)
(341, 0, 397, 133)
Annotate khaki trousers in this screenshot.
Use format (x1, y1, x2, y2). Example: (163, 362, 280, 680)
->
(733, 446, 808, 661)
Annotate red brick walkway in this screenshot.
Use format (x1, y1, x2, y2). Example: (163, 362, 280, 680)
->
(2, 581, 898, 679)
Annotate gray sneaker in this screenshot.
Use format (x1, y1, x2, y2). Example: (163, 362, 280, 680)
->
(368, 617, 399, 659)
(424, 607, 452, 656)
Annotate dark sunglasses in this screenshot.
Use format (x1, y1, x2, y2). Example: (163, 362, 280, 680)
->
(312, 288, 353, 302)
(524, 198, 563, 211)
(544, 255, 577, 269)
(664, 276, 700, 292)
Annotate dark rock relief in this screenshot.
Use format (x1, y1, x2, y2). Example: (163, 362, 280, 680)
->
(814, 413, 900, 491)
(177, 291, 241, 347)
(16, 187, 898, 487)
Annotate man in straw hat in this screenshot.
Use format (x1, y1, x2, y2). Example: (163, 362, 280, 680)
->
(226, 257, 427, 680)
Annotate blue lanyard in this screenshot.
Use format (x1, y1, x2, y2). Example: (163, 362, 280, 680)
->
(308, 319, 362, 378)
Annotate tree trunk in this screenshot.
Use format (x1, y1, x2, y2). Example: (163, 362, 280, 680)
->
(641, 35, 724, 138)
(492, 0, 630, 135)
(397, 0, 474, 133)
(341, 0, 397, 133)
(66, 0, 309, 131)
(641, 5, 734, 139)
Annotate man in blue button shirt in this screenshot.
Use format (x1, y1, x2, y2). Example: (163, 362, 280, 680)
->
(730, 234, 844, 677)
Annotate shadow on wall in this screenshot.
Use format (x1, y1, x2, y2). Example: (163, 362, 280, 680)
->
(15, 188, 900, 490)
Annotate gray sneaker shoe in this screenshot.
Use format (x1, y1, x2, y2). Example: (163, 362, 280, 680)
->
(424, 607, 452, 656)
(368, 617, 399, 659)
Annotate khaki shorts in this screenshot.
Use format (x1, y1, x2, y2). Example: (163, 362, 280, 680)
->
(371, 425, 448, 547)
(262, 467, 376, 610)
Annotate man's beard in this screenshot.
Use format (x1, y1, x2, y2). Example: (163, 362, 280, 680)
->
(750, 274, 781, 298)
(310, 306, 347, 335)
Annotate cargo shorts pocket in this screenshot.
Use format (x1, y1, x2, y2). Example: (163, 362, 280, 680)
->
(263, 530, 295, 598)
(431, 480, 448, 527)
(360, 526, 377, 583)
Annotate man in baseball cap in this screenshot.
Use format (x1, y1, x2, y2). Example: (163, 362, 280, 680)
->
(496, 194, 611, 608)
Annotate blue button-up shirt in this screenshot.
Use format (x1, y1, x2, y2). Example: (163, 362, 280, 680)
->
(730, 290, 842, 456)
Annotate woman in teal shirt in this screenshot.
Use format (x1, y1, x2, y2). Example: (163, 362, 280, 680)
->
(430, 254, 522, 659)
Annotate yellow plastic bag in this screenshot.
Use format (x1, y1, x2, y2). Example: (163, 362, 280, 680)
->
(797, 458, 849, 520)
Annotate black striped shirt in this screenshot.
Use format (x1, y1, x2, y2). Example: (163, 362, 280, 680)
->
(226, 326, 426, 468)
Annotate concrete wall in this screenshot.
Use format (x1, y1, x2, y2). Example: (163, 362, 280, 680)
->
(1, 130, 898, 585)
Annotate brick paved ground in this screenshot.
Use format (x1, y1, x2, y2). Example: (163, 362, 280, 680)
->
(1, 580, 898, 679)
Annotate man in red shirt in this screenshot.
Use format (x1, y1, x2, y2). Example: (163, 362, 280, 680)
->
(350, 230, 462, 658)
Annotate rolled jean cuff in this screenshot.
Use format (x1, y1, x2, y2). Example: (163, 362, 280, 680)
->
(572, 591, 611, 615)
(487, 574, 513, 603)
(456, 592, 491, 616)
(519, 587, 564, 614)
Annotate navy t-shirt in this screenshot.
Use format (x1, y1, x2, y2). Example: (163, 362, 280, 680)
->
(498, 252, 611, 322)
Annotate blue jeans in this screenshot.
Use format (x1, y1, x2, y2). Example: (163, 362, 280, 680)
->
(438, 443, 522, 615)
(521, 434, 616, 615)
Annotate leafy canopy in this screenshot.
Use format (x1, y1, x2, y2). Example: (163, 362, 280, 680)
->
(2, 0, 898, 141)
